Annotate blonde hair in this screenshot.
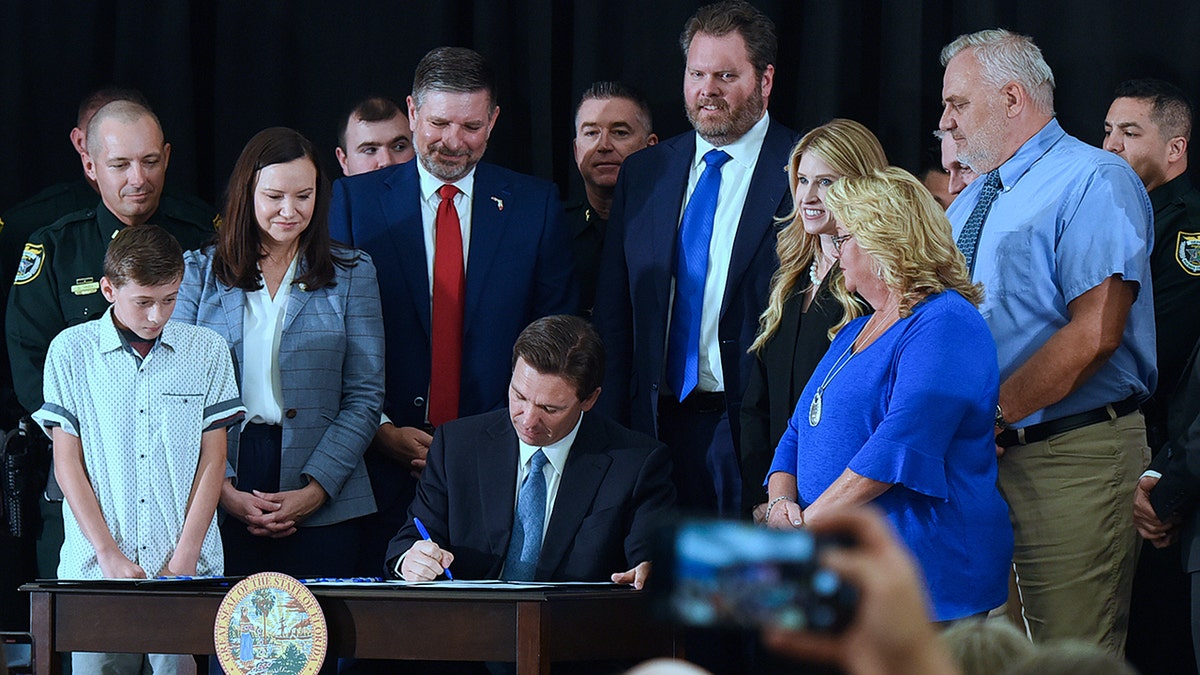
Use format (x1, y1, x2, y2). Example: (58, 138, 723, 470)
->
(750, 119, 887, 353)
(824, 167, 984, 324)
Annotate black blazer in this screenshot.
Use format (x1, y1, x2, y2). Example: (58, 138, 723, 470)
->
(738, 280, 841, 514)
(385, 410, 676, 580)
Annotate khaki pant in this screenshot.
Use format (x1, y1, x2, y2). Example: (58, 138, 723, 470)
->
(997, 410, 1150, 655)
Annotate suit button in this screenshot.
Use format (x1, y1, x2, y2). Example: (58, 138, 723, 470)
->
(285, 409, 297, 419)
(413, 397, 425, 407)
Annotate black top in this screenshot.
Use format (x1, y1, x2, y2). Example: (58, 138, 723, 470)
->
(566, 200, 605, 316)
(1144, 174, 1200, 451)
(739, 271, 843, 514)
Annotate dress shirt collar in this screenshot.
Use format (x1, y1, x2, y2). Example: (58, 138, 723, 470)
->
(416, 159, 476, 205)
(97, 305, 177, 356)
(693, 111, 771, 172)
(993, 118, 1066, 194)
(517, 411, 586, 477)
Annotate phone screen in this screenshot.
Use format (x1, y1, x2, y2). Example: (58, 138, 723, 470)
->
(653, 520, 856, 632)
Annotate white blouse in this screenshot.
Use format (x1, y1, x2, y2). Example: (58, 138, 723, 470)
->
(242, 255, 299, 425)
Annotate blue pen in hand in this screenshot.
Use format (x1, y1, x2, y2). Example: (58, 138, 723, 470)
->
(413, 516, 454, 581)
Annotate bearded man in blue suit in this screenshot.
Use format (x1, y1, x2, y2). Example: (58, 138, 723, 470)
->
(593, 0, 797, 518)
(329, 46, 577, 574)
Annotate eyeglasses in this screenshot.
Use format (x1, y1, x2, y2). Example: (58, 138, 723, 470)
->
(831, 233, 854, 253)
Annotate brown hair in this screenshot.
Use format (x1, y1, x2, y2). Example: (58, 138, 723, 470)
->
(679, 0, 777, 77)
(103, 224, 183, 288)
(512, 315, 605, 401)
(412, 47, 497, 113)
(215, 127, 351, 291)
(338, 96, 405, 150)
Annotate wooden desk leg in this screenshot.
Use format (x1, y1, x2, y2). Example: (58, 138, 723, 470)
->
(515, 601, 549, 675)
(29, 591, 59, 675)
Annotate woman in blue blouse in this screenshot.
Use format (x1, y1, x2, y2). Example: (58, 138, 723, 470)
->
(765, 167, 1012, 621)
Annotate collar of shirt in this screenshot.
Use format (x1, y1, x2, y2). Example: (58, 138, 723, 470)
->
(96, 305, 175, 356)
(416, 160, 477, 206)
(517, 411, 586, 477)
(956, 118, 1066, 209)
(692, 110, 771, 171)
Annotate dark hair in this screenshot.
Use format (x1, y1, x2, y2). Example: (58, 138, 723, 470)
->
(512, 315, 605, 401)
(215, 127, 350, 292)
(103, 224, 183, 288)
(411, 47, 497, 113)
(77, 86, 149, 130)
(679, 0, 777, 77)
(1114, 78, 1193, 141)
(575, 81, 654, 133)
(338, 96, 404, 150)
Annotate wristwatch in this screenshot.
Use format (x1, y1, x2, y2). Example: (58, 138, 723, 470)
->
(995, 404, 1010, 430)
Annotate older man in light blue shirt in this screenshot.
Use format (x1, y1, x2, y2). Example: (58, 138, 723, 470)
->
(940, 29, 1155, 654)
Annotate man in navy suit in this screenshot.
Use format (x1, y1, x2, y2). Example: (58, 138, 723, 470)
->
(328, 47, 577, 575)
(387, 315, 673, 586)
(593, 0, 797, 517)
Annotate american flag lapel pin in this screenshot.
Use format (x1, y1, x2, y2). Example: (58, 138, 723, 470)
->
(491, 196, 504, 212)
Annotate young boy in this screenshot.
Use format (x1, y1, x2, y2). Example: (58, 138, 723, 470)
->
(32, 224, 244, 674)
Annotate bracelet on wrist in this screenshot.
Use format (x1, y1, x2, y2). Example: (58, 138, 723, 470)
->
(764, 495, 796, 523)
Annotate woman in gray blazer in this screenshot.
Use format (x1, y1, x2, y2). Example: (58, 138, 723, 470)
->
(174, 127, 385, 577)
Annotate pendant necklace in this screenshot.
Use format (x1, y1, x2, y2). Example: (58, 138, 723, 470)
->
(808, 308, 895, 427)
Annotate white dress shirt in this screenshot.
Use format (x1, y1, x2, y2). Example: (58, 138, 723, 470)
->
(416, 160, 476, 298)
(678, 111, 770, 392)
(242, 255, 298, 425)
(514, 412, 586, 542)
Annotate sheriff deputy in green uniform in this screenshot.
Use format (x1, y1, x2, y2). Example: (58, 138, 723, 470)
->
(7, 98, 217, 416)
(4, 99, 217, 587)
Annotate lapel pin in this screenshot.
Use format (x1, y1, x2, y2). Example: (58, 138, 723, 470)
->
(491, 196, 504, 212)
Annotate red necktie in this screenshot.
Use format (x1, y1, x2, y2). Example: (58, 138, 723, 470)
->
(429, 184, 464, 427)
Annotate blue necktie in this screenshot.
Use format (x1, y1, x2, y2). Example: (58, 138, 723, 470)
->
(955, 169, 1002, 275)
(668, 149, 731, 401)
(502, 449, 549, 581)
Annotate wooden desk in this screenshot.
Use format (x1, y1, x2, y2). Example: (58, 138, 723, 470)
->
(23, 581, 679, 675)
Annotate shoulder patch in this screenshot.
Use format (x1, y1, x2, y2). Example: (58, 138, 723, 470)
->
(14, 243, 44, 285)
(1177, 232, 1200, 276)
(213, 213, 223, 229)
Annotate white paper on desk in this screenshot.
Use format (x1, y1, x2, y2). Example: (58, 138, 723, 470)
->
(385, 580, 619, 589)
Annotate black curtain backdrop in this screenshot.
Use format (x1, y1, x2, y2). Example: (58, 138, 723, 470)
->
(2, 0, 1198, 212)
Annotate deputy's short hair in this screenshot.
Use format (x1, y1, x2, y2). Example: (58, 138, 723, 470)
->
(1114, 78, 1193, 141)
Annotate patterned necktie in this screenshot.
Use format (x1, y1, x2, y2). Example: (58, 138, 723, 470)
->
(502, 449, 549, 581)
(667, 149, 731, 401)
(429, 184, 464, 427)
(955, 169, 1002, 275)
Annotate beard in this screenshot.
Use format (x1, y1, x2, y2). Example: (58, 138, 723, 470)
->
(685, 86, 765, 146)
(418, 142, 479, 182)
(955, 109, 1008, 174)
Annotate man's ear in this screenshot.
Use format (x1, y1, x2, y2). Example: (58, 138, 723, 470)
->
(579, 387, 601, 412)
(1167, 136, 1188, 165)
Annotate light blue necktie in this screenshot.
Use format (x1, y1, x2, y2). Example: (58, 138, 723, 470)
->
(667, 149, 731, 400)
(502, 449, 549, 581)
(955, 169, 1002, 275)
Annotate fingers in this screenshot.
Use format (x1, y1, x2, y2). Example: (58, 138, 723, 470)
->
(402, 540, 450, 581)
(611, 561, 652, 589)
(762, 627, 843, 664)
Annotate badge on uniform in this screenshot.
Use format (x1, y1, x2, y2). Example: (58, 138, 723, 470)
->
(1178, 232, 1200, 276)
(13, 243, 44, 285)
(71, 277, 100, 296)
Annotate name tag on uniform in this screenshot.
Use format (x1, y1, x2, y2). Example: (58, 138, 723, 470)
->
(71, 277, 99, 296)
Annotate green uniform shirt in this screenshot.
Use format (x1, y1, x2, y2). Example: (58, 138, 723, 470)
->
(5, 197, 217, 415)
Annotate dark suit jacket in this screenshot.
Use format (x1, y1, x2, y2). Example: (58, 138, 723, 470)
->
(592, 118, 798, 448)
(1150, 339, 1200, 571)
(738, 279, 841, 514)
(385, 410, 676, 580)
(328, 160, 578, 523)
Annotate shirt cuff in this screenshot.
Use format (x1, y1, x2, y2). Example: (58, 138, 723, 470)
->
(381, 412, 392, 426)
(1141, 469, 1163, 480)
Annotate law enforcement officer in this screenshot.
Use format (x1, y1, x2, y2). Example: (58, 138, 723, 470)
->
(567, 82, 657, 314)
(4, 99, 215, 592)
(1104, 78, 1200, 674)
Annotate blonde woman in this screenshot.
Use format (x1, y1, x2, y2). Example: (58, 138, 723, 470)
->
(765, 167, 1012, 622)
(740, 119, 886, 519)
